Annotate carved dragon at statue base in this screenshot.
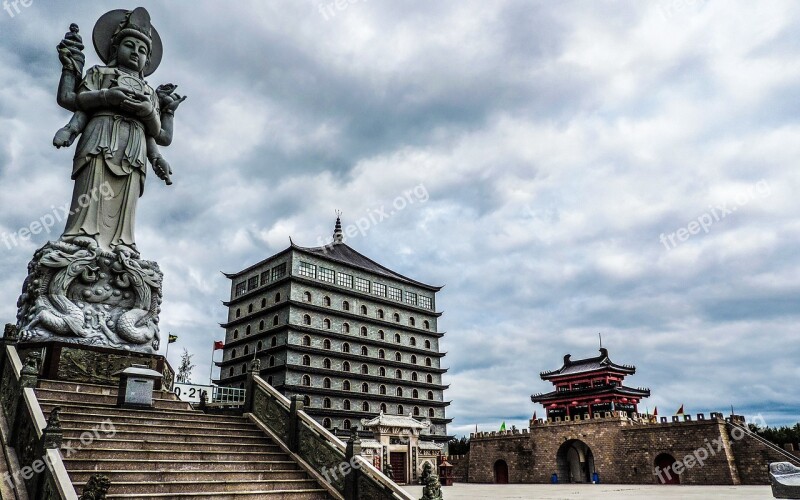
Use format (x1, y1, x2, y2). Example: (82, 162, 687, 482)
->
(16, 240, 162, 354)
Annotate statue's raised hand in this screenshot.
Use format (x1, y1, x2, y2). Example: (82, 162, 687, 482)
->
(156, 84, 187, 115)
(56, 23, 85, 74)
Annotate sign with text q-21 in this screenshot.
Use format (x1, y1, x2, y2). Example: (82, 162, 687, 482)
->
(173, 383, 212, 403)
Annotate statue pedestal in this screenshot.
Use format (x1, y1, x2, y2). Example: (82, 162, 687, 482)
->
(16, 240, 163, 354)
(15, 340, 174, 391)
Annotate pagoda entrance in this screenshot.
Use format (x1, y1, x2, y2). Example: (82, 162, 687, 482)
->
(389, 452, 407, 484)
(655, 454, 680, 485)
(556, 440, 595, 483)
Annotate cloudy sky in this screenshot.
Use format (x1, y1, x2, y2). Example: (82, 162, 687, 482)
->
(1, 1, 799, 436)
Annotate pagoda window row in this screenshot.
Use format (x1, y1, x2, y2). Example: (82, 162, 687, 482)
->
(230, 313, 283, 339)
(297, 354, 435, 379)
(297, 375, 437, 400)
(235, 262, 287, 297)
(302, 290, 433, 330)
(298, 315, 434, 349)
(296, 260, 434, 310)
(233, 292, 285, 320)
(318, 406, 437, 429)
(301, 334, 434, 358)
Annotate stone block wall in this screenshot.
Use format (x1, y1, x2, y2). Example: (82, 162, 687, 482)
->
(469, 430, 535, 483)
(467, 412, 791, 485)
(444, 454, 470, 482)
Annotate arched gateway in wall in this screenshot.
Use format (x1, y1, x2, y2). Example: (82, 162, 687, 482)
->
(654, 453, 680, 484)
(556, 439, 595, 483)
(493, 460, 509, 484)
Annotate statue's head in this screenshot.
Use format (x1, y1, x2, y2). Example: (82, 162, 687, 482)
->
(93, 7, 162, 77)
(111, 35, 150, 74)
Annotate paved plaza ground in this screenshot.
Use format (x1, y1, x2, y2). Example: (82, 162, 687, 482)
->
(402, 483, 774, 499)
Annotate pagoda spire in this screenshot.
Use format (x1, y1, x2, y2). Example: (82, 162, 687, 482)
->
(333, 211, 344, 244)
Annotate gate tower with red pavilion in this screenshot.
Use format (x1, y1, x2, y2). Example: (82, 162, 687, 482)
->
(531, 348, 650, 419)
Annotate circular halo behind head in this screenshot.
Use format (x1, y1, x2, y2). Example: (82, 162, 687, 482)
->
(92, 8, 163, 77)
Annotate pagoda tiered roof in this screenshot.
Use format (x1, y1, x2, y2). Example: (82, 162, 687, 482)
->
(539, 347, 636, 381)
(531, 384, 651, 404)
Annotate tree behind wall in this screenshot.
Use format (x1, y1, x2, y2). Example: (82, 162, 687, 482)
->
(177, 349, 195, 384)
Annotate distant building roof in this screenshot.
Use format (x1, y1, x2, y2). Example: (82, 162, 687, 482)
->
(540, 348, 636, 380)
(418, 440, 444, 451)
(225, 216, 442, 291)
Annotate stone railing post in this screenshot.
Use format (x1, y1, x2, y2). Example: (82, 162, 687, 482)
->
(31, 407, 64, 500)
(41, 407, 63, 450)
(0, 324, 18, 375)
(19, 350, 41, 389)
(10, 351, 40, 443)
(344, 426, 361, 500)
(242, 358, 261, 413)
(198, 389, 208, 412)
(288, 395, 304, 453)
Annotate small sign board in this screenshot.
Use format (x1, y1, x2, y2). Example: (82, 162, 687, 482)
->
(173, 383, 212, 403)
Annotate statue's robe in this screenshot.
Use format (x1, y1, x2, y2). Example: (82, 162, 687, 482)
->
(62, 65, 158, 252)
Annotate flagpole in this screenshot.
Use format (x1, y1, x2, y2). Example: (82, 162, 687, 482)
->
(165, 331, 171, 361)
(209, 342, 215, 385)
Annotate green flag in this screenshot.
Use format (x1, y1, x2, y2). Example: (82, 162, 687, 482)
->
(499, 421, 506, 432)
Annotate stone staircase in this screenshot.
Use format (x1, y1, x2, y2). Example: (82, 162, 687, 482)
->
(35, 379, 333, 499)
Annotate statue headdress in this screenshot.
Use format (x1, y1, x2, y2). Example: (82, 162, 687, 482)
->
(92, 7, 163, 76)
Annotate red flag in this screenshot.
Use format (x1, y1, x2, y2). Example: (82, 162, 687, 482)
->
(676, 404, 684, 415)
(653, 407, 658, 416)
(213, 341, 224, 350)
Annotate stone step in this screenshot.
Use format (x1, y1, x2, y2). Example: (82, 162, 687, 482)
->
(65, 437, 281, 452)
(41, 405, 251, 427)
(74, 479, 322, 495)
(36, 392, 200, 415)
(36, 388, 192, 411)
(38, 380, 180, 401)
(63, 458, 302, 472)
(66, 447, 289, 462)
(68, 469, 310, 483)
(61, 416, 256, 436)
(104, 491, 330, 500)
(62, 429, 269, 443)
(38, 401, 227, 422)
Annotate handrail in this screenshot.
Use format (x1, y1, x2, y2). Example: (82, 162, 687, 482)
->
(353, 454, 415, 500)
(254, 376, 291, 405)
(298, 411, 347, 451)
(726, 421, 800, 466)
(45, 449, 78, 500)
(251, 375, 413, 500)
(6, 344, 79, 500)
(254, 376, 347, 450)
(22, 389, 45, 439)
(7, 346, 22, 378)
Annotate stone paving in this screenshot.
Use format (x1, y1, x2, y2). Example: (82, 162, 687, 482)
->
(402, 483, 774, 499)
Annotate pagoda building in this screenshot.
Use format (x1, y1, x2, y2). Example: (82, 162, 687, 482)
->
(531, 347, 650, 419)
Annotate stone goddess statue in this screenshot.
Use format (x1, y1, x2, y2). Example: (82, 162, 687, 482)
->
(53, 7, 185, 256)
(15, 7, 185, 353)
